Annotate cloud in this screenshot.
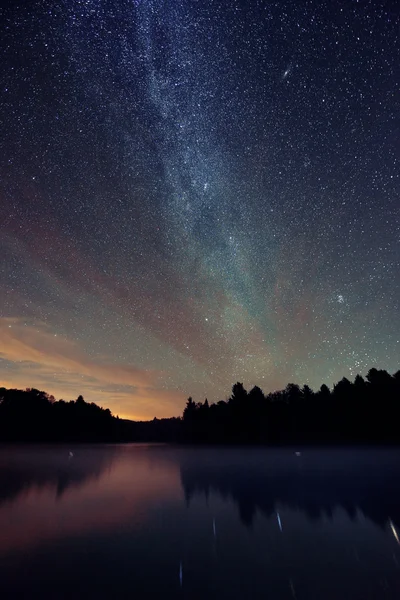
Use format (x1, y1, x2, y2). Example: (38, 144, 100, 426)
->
(0, 318, 186, 419)
(1, 216, 233, 370)
(0, 318, 155, 388)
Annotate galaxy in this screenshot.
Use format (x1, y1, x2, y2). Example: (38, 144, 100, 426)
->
(0, 0, 399, 419)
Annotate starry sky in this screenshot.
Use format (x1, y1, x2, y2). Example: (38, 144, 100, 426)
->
(0, 0, 399, 420)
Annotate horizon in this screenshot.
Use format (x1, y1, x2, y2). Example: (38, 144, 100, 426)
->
(1, 365, 397, 423)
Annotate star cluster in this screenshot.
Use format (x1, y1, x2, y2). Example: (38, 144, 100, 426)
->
(0, 0, 399, 418)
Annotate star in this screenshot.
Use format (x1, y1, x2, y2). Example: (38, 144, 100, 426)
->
(0, 0, 398, 418)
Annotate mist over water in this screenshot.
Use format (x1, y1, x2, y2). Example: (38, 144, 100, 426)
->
(1, 445, 400, 599)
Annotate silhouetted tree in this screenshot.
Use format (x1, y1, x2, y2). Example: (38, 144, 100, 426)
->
(179, 367, 400, 445)
(302, 385, 314, 401)
(183, 397, 196, 422)
(1, 364, 399, 445)
(319, 384, 331, 399)
(230, 382, 247, 407)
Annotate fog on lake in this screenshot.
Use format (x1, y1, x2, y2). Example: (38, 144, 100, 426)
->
(0, 445, 399, 599)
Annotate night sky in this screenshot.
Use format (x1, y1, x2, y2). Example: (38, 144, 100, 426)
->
(1, 0, 399, 419)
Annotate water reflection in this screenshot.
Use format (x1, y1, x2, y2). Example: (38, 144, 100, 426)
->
(0, 445, 116, 503)
(0, 445, 179, 556)
(0, 446, 399, 599)
(180, 448, 400, 530)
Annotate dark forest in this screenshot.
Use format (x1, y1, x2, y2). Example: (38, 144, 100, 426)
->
(0, 367, 399, 444)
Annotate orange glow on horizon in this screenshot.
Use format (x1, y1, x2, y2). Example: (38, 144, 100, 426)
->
(0, 318, 187, 420)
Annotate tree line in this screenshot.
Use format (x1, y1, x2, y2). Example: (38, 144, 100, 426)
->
(0, 389, 115, 442)
(0, 367, 399, 443)
(0, 388, 179, 442)
(182, 368, 400, 444)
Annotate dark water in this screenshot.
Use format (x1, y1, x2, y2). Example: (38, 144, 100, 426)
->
(1, 446, 400, 599)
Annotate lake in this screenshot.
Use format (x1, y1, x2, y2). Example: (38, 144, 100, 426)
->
(0, 445, 399, 599)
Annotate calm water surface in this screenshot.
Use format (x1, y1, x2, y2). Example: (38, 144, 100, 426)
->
(0, 445, 400, 599)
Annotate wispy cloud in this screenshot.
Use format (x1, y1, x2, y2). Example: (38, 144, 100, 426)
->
(0, 318, 184, 419)
(0, 318, 155, 387)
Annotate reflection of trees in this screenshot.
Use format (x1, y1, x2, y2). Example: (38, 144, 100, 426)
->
(180, 449, 400, 529)
(0, 446, 116, 504)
